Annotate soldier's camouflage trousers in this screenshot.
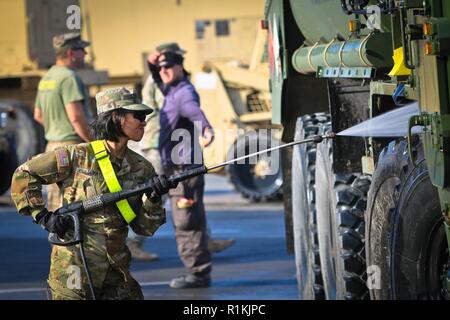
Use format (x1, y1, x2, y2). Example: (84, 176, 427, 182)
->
(46, 238, 144, 300)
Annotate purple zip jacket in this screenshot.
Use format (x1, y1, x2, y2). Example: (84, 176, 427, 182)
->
(158, 77, 212, 167)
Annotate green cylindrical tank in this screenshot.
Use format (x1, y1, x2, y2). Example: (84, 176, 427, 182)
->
(292, 32, 393, 74)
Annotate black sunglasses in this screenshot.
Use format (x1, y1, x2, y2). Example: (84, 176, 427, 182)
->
(130, 111, 147, 122)
(159, 62, 176, 70)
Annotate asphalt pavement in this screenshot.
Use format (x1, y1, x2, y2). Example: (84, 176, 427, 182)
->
(0, 174, 298, 300)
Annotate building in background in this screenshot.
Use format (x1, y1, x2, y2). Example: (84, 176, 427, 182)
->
(0, 0, 280, 200)
(82, 0, 264, 79)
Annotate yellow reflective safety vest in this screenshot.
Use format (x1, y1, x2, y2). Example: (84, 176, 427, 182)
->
(91, 140, 136, 223)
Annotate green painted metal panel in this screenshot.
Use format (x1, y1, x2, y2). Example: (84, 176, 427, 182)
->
(289, 0, 352, 44)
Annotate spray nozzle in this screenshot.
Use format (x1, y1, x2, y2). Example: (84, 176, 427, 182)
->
(311, 132, 336, 144)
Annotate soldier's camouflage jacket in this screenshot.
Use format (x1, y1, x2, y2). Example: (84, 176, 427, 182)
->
(10, 142, 166, 299)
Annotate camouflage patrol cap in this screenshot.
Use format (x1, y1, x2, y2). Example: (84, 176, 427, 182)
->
(53, 32, 90, 52)
(156, 42, 186, 55)
(95, 87, 153, 115)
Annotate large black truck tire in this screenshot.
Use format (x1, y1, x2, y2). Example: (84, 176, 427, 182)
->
(0, 140, 17, 195)
(366, 139, 449, 299)
(315, 123, 370, 300)
(227, 131, 283, 202)
(0, 101, 45, 195)
(13, 103, 45, 165)
(291, 113, 329, 299)
(0, 100, 45, 165)
(0, 104, 18, 195)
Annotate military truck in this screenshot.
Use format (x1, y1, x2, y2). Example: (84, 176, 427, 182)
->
(0, 0, 108, 194)
(264, 0, 450, 299)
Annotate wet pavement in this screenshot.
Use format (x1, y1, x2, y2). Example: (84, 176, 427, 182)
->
(0, 174, 298, 300)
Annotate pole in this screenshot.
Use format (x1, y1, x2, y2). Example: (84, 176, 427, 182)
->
(50, 132, 336, 245)
(79, 243, 96, 300)
(207, 133, 335, 171)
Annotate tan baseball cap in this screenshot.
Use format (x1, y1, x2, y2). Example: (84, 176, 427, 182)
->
(53, 32, 90, 52)
(155, 42, 186, 55)
(95, 87, 153, 115)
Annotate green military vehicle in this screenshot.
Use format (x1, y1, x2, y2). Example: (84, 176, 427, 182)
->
(264, 0, 450, 299)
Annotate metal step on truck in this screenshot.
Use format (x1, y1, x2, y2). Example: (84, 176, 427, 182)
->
(264, 0, 450, 299)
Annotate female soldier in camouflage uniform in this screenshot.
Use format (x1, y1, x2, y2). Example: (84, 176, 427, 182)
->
(10, 87, 175, 300)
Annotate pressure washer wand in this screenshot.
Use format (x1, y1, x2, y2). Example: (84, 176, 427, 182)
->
(52, 133, 337, 221)
(208, 133, 335, 171)
(162, 133, 336, 184)
(50, 132, 336, 244)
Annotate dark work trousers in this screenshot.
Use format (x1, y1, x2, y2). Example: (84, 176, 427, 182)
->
(165, 165, 212, 277)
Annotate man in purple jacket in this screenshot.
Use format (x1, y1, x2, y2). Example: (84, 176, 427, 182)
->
(148, 46, 215, 288)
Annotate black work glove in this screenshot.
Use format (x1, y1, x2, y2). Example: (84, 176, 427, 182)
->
(34, 209, 71, 238)
(146, 175, 178, 203)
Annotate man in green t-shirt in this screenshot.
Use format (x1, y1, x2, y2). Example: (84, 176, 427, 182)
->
(34, 32, 92, 211)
